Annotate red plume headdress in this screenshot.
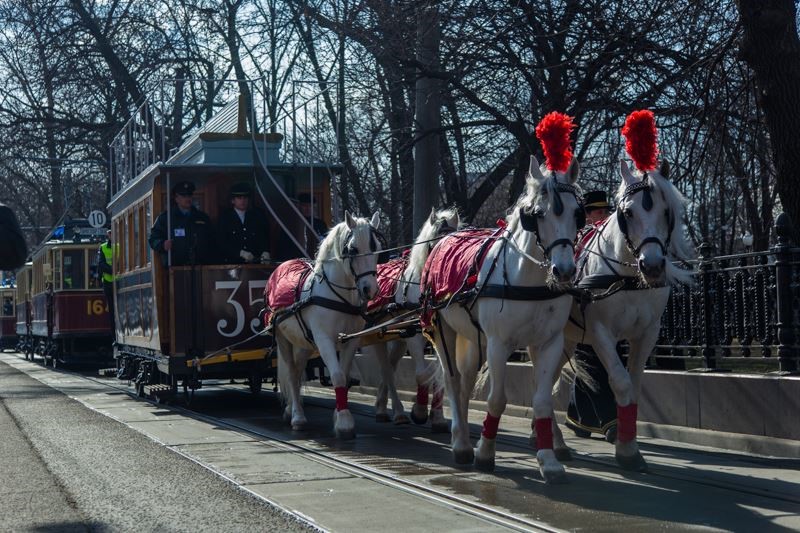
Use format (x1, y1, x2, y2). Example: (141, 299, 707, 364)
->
(621, 110, 658, 172)
(535, 112, 575, 173)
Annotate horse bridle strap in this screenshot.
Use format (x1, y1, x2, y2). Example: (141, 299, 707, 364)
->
(618, 176, 673, 256)
(519, 179, 584, 259)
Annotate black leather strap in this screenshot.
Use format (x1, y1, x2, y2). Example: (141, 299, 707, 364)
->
(478, 283, 566, 301)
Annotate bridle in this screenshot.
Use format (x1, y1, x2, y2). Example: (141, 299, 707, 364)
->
(342, 227, 382, 283)
(518, 177, 584, 259)
(616, 176, 674, 257)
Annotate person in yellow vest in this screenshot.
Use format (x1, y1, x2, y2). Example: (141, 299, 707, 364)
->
(97, 229, 116, 334)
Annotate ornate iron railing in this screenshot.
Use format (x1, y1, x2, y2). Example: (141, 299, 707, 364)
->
(656, 213, 798, 373)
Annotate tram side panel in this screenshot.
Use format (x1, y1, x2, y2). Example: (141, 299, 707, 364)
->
(168, 264, 274, 378)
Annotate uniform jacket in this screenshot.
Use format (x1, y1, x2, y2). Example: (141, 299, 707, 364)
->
(217, 207, 270, 263)
(148, 206, 215, 266)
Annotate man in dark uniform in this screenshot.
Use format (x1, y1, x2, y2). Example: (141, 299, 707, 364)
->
(566, 190, 622, 443)
(97, 229, 117, 333)
(217, 182, 270, 264)
(148, 181, 215, 266)
(0, 202, 27, 270)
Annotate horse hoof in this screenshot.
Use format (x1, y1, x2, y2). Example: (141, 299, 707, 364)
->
(291, 422, 307, 431)
(453, 448, 474, 465)
(554, 448, 573, 462)
(375, 413, 391, 423)
(431, 421, 450, 434)
(605, 426, 618, 444)
(474, 455, 495, 472)
(393, 414, 411, 425)
(616, 451, 648, 472)
(335, 428, 356, 440)
(410, 410, 429, 425)
(542, 468, 569, 484)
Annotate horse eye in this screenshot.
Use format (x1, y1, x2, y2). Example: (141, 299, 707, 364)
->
(535, 209, 545, 218)
(624, 209, 633, 218)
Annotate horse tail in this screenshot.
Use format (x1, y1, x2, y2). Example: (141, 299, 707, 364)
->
(558, 346, 600, 393)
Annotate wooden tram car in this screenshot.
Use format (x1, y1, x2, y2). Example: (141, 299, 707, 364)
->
(109, 94, 337, 398)
(20, 224, 114, 366)
(0, 281, 16, 351)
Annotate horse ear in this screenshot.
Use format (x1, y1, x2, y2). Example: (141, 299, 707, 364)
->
(528, 155, 545, 183)
(619, 159, 637, 187)
(659, 159, 671, 179)
(448, 210, 460, 228)
(370, 211, 381, 229)
(428, 207, 436, 225)
(345, 210, 356, 229)
(566, 158, 580, 184)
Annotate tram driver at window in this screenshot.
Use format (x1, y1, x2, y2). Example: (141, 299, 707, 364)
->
(148, 181, 215, 266)
(217, 182, 270, 264)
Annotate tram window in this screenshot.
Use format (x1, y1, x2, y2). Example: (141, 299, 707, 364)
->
(145, 201, 152, 265)
(133, 207, 141, 268)
(62, 250, 86, 290)
(88, 248, 102, 289)
(53, 249, 62, 291)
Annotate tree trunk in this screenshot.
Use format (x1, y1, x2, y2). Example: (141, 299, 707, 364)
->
(412, 4, 441, 236)
(737, 0, 800, 235)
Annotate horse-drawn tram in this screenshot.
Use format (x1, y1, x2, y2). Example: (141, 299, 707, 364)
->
(17, 222, 113, 366)
(108, 91, 338, 399)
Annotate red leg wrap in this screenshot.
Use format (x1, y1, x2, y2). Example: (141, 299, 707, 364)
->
(617, 403, 638, 442)
(481, 413, 501, 439)
(431, 389, 444, 410)
(535, 418, 554, 450)
(335, 386, 348, 412)
(416, 385, 429, 406)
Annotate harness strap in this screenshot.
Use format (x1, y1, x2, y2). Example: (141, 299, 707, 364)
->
(478, 283, 566, 301)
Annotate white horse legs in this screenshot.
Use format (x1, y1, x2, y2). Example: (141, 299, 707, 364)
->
(474, 338, 510, 471)
(276, 333, 308, 430)
(531, 336, 569, 483)
(433, 325, 475, 464)
(372, 340, 411, 424)
(315, 337, 357, 439)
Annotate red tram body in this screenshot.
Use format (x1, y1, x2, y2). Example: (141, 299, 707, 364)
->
(21, 235, 113, 366)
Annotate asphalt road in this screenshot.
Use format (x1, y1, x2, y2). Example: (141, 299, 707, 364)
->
(0, 361, 314, 532)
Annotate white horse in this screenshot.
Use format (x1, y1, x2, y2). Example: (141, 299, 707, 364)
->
(274, 211, 381, 438)
(424, 156, 582, 483)
(551, 159, 695, 472)
(364, 207, 459, 429)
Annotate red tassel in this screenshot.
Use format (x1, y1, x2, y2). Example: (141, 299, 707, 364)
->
(416, 385, 429, 406)
(431, 389, 444, 410)
(535, 112, 575, 173)
(534, 417, 554, 450)
(481, 412, 501, 439)
(617, 403, 638, 442)
(335, 386, 348, 411)
(622, 110, 658, 171)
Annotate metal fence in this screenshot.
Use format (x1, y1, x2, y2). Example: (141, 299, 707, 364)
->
(656, 213, 798, 374)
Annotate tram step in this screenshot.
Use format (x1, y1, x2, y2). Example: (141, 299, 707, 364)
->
(143, 384, 174, 399)
(98, 368, 118, 377)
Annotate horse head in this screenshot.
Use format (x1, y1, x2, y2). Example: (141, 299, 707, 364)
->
(316, 210, 382, 302)
(616, 159, 679, 286)
(518, 155, 583, 285)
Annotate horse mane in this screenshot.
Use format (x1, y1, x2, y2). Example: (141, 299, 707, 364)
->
(506, 169, 570, 232)
(314, 217, 372, 274)
(614, 171, 696, 285)
(407, 207, 460, 276)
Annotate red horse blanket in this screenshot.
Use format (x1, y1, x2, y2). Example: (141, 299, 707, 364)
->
(263, 259, 313, 327)
(419, 226, 505, 327)
(574, 217, 610, 260)
(367, 256, 409, 313)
